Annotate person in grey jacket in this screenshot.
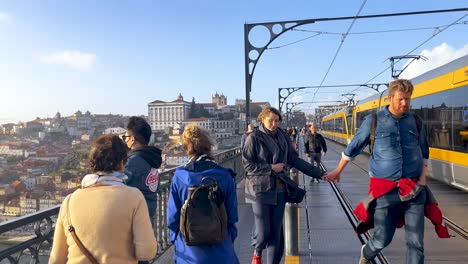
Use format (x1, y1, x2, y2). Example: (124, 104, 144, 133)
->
(242, 107, 323, 264)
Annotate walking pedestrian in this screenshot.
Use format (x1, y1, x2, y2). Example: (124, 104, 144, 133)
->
(304, 123, 327, 183)
(324, 79, 449, 264)
(243, 107, 323, 264)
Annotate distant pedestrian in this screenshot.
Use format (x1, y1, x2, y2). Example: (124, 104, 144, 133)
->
(243, 107, 322, 264)
(324, 79, 449, 264)
(241, 123, 255, 149)
(122, 117, 162, 264)
(167, 124, 239, 264)
(304, 123, 327, 183)
(49, 134, 157, 263)
(286, 127, 297, 150)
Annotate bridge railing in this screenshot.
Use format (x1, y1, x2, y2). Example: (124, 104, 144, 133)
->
(0, 147, 243, 263)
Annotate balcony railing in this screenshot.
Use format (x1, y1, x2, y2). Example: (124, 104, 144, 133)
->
(0, 147, 243, 263)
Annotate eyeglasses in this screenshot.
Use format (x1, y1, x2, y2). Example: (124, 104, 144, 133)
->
(121, 135, 132, 142)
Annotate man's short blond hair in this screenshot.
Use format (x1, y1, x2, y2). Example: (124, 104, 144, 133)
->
(389, 79, 414, 97)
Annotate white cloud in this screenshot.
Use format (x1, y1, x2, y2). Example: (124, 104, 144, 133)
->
(400, 43, 468, 79)
(0, 11, 11, 25)
(290, 94, 304, 103)
(0, 12, 8, 21)
(40, 50, 97, 71)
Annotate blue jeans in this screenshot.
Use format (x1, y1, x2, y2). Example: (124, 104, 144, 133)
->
(251, 192, 286, 264)
(363, 187, 426, 264)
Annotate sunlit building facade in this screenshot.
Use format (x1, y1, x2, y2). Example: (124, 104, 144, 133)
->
(148, 94, 191, 131)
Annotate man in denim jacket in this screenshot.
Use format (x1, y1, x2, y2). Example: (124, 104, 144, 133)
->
(325, 79, 429, 264)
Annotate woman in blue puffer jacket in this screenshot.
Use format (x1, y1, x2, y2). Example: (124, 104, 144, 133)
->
(167, 124, 239, 264)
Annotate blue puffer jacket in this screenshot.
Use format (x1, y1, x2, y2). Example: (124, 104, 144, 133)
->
(167, 158, 239, 264)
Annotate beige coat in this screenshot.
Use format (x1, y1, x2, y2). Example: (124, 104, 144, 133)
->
(49, 185, 157, 264)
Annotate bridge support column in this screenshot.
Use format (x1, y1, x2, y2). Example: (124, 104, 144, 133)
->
(284, 169, 300, 256)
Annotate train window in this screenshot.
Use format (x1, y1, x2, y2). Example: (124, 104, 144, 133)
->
(411, 85, 468, 153)
(451, 86, 468, 153)
(355, 109, 375, 131)
(336, 117, 345, 133)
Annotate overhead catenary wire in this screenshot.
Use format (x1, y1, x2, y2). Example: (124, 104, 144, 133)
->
(262, 8, 468, 112)
(267, 32, 322, 49)
(311, 0, 368, 103)
(361, 12, 468, 86)
(265, 9, 467, 104)
(291, 20, 467, 36)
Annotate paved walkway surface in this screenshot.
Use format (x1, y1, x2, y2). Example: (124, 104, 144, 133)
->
(156, 139, 468, 263)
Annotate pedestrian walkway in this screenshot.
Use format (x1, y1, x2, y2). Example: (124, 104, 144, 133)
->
(156, 143, 364, 263)
(323, 140, 468, 263)
(156, 139, 468, 263)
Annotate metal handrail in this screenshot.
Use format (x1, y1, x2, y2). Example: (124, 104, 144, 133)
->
(0, 147, 243, 263)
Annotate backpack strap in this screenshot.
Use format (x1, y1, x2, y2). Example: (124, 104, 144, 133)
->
(414, 114, 422, 136)
(369, 112, 377, 154)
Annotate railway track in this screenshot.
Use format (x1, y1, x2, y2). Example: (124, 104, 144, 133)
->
(318, 162, 389, 264)
(327, 146, 468, 242)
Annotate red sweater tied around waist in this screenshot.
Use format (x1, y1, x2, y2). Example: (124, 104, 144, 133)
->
(353, 177, 449, 238)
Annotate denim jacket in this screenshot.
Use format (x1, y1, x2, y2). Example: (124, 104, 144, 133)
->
(343, 107, 429, 180)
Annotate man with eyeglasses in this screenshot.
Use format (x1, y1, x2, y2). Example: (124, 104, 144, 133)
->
(122, 116, 162, 264)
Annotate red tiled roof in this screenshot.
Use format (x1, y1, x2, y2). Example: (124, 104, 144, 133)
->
(11, 180, 23, 187)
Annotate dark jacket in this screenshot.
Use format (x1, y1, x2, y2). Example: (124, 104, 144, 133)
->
(304, 132, 327, 154)
(167, 159, 239, 264)
(242, 125, 323, 205)
(240, 130, 253, 149)
(125, 146, 162, 218)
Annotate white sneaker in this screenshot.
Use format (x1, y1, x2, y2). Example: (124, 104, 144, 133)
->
(359, 245, 371, 264)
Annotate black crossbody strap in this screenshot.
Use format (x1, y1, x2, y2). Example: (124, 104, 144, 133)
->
(66, 195, 99, 264)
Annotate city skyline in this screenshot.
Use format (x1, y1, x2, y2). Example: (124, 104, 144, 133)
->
(1, 1, 467, 124)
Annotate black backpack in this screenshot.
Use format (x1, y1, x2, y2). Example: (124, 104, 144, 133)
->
(180, 176, 228, 246)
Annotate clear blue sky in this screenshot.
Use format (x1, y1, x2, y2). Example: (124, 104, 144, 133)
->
(1, 0, 467, 124)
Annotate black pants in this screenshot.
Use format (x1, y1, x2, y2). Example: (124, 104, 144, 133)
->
(251, 192, 286, 264)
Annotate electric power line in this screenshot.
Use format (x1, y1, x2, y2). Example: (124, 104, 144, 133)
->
(362, 12, 468, 85)
(311, 0, 368, 103)
(267, 33, 322, 49)
(291, 21, 467, 36)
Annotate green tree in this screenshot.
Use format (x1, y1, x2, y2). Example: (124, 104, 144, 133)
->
(189, 97, 197, 118)
(237, 104, 262, 119)
(189, 97, 210, 118)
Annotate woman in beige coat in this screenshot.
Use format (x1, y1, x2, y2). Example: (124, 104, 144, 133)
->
(49, 134, 157, 263)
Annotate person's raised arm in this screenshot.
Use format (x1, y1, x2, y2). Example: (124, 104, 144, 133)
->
(323, 115, 373, 182)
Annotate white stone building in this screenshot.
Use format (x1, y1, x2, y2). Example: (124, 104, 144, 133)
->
(148, 94, 191, 131)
